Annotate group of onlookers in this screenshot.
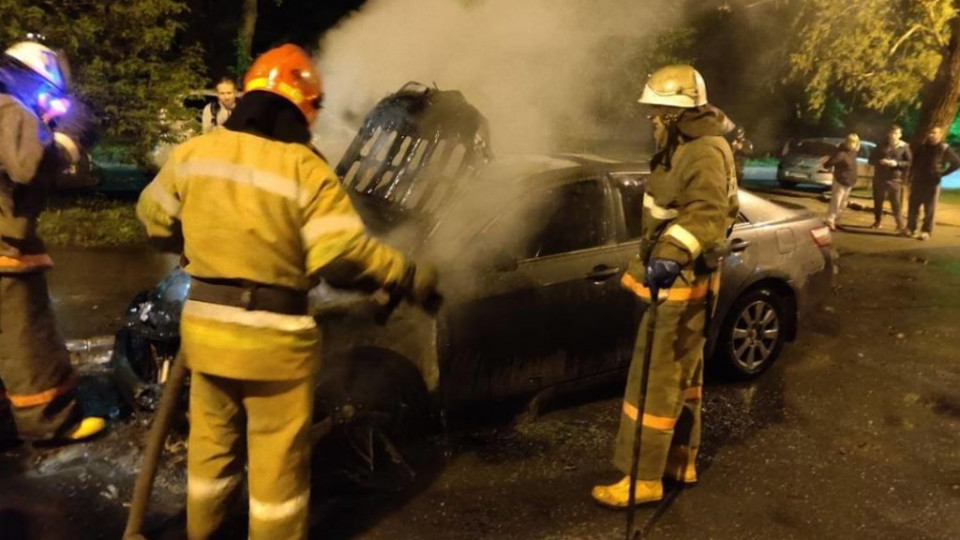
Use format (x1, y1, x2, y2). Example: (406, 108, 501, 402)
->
(824, 124, 959, 240)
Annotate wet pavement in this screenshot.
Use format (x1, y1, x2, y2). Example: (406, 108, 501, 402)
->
(2, 192, 959, 539)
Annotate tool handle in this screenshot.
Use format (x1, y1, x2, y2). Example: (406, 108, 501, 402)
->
(123, 352, 189, 539)
(625, 299, 659, 540)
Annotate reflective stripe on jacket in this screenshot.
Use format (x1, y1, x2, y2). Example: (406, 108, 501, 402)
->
(137, 128, 409, 380)
(623, 110, 739, 294)
(0, 94, 57, 272)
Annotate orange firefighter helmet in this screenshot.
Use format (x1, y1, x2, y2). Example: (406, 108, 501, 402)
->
(243, 44, 323, 125)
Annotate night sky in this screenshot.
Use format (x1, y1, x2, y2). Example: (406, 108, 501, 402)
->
(185, 0, 367, 81)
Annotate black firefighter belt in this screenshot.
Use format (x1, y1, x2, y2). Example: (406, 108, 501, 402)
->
(188, 277, 309, 316)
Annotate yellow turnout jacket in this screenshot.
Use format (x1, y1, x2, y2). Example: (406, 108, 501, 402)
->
(137, 128, 408, 380)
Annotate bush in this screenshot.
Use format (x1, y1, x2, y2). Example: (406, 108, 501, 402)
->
(37, 196, 146, 247)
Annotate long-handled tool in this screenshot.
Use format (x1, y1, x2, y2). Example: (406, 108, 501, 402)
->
(123, 350, 188, 540)
(625, 292, 660, 540)
(121, 283, 431, 539)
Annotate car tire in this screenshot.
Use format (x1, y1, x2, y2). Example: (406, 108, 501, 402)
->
(313, 348, 439, 493)
(716, 288, 787, 379)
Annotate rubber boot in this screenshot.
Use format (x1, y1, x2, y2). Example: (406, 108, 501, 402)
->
(663, 445, 698, 484)
(63, 417, 106, 441)
(591, 476, 663, 508)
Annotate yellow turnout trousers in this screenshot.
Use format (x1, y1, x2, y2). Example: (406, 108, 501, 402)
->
(187, 371, 313, 540)
(613, 273, 711, 480)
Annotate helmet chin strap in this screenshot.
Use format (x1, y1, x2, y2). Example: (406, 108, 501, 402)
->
(650, 111, 686, 171)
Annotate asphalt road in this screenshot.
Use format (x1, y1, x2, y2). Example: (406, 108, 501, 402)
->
(1, 187, 958, 540)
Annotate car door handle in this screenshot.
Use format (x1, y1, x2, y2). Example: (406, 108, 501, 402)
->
(730, 238, 752, 252)
(587, 265, 621, 281)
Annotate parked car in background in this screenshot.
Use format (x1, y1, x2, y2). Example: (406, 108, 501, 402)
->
(777, 137, 875, 189)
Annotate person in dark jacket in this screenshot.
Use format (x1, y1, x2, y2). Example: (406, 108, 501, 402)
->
(0, 41, 104, 443)
(907, 126, 960, 240)
(727, 125, 753, 186)
(824, 133, 860, 230)
(868, 125, 912, 234)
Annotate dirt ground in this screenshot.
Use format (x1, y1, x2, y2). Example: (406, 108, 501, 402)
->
(1, 185, 958, 540)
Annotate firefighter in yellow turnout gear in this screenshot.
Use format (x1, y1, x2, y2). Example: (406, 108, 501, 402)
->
(592, 65, 739, 507)
(137, 44, 437, 540)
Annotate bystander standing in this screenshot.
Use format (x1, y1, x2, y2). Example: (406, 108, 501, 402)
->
(728, 126, 753, 186)
(201, 77, 237, 134)
(824, 133, 860, 230)
(907, 126, 960, 240)
(868, 125, 912, 235)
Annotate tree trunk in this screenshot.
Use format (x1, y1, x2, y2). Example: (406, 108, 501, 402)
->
(913, 3, 960, 147)
(238, 0, 258, 75)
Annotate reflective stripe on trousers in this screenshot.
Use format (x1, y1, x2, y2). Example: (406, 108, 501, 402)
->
(187, 371, 313, 540)
(0, 272, 78, 440)
(612, 293, 707, 481)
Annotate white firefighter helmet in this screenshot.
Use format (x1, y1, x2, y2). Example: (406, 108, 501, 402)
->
(4, 41, 69, 92)
(638, 65, 707, 108)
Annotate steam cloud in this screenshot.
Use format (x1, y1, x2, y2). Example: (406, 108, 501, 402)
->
(313, 0, 681, 162)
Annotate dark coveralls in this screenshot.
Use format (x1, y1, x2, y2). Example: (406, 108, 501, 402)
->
(614, 106, 739, 480)
(908, 141, 960, 235)
(869, 141, 912, 229)
(0, 93, 85, 440)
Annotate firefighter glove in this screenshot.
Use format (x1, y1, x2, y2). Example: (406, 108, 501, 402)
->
(397, 263, 442, 313)
(645, 258, 681, 299)
(53, 132, 81, 165)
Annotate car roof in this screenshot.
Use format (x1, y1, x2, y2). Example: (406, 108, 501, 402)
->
(480, 154, 647, 190)
(800, 136, 876, 146)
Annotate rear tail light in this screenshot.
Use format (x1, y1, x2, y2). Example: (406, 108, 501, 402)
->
(810, 225, 832, 247)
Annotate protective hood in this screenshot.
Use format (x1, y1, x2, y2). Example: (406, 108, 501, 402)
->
(222, 90, 312, 145)
(652, 104, 732, 171)
(675, 104, 731, 140)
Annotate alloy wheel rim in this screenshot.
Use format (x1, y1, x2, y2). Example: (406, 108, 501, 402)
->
(730, 300, 780, 372)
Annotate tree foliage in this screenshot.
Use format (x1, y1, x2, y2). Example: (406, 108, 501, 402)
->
(0, 0, 205, 166)
(789, 0, 956, 117)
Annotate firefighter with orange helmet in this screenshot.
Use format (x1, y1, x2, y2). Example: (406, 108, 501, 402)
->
(0, 40, 104, 444)
(137, 44, 438, 539)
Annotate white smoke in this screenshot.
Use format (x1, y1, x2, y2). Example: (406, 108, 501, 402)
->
(313, 0, 681, 162)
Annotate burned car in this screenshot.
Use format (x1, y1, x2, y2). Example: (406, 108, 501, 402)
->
(106, 83, 834, 486)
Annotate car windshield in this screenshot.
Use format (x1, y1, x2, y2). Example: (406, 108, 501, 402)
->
(789, 139, 838, 157)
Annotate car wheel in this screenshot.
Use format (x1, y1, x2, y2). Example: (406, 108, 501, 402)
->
(313, 348, 439, 493)
(717, 288, 786, 378)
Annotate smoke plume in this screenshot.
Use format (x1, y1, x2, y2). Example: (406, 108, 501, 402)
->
(313, 0, 681, 162)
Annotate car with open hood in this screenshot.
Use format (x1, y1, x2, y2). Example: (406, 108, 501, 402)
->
(82, 83, 835, 488)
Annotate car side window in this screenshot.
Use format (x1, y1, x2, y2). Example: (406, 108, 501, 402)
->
(525, 179, 607, 259)
(610, 174, 645, 240)
(858, 145, 873, 160)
